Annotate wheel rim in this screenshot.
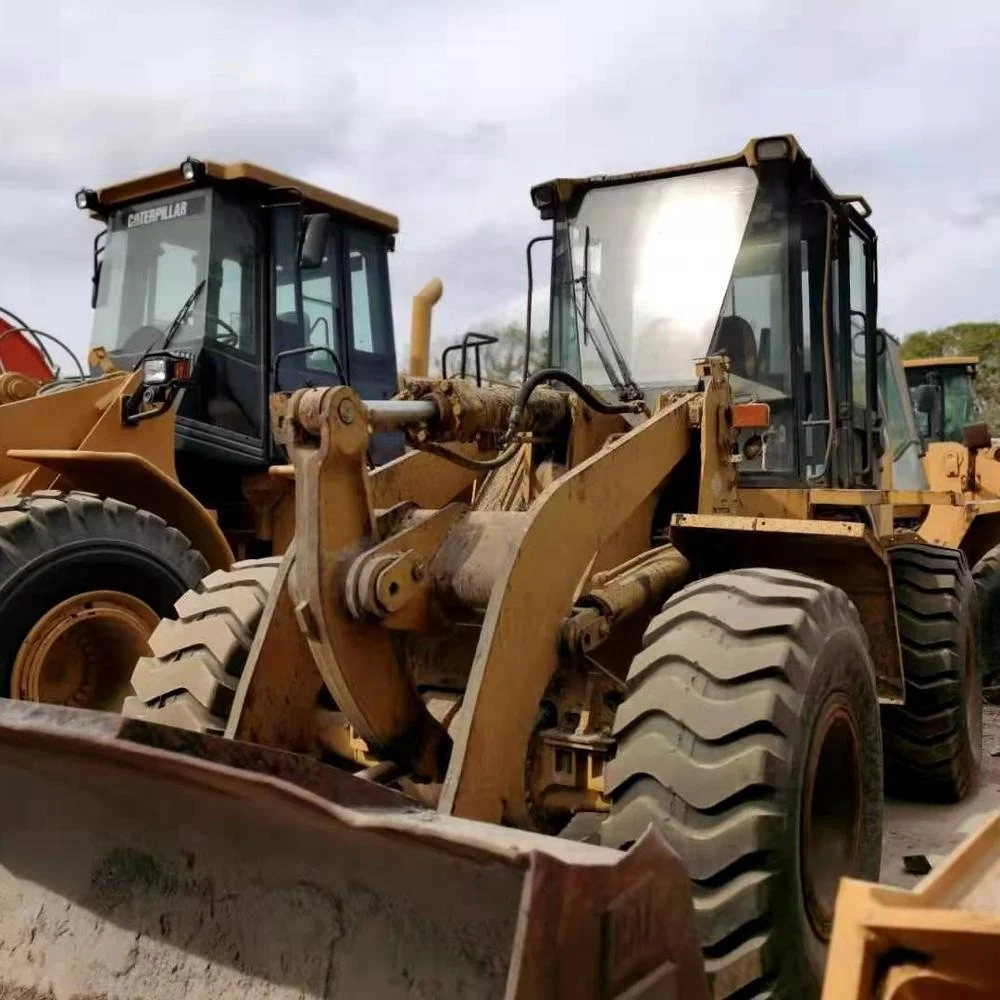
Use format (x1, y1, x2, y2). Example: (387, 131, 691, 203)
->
(800, 695, 863, 941)
(11, 590, 159, 711)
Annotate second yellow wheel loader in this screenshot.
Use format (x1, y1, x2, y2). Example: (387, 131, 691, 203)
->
(115, 136, 984, 999)
(899, 354, 1000, 695)
(0, 158, 420, 712)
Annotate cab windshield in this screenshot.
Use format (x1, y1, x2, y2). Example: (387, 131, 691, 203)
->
(90, 189, 256, 369)
(551, 165, 770, 394)
(551, 164, 817, 476)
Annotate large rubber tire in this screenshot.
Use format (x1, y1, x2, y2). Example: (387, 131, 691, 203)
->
(971, 542, 1000, 698)
(600, 568, 883, 1000)
(881, 543, 981, 802)
(123, 557, 282, 732)
(0, 491, 207, 705)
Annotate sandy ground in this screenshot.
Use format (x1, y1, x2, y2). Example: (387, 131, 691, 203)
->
(881, 702, 1000, 888)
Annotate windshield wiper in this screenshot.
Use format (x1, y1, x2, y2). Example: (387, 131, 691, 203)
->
(582, 282, 643, 401)
(133, 278, 206, 371)
(573, 227, 643, 402)
(162, 278, 207, 353)
(571, 287, 624, 396)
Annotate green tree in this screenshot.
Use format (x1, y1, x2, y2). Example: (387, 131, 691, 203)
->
(900, 323, 1000, 429)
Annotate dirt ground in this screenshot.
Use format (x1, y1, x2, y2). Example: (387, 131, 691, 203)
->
(881, 702, 1000, 888)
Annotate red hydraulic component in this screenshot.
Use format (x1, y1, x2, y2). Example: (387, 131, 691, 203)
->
(0, 316, 55, 383)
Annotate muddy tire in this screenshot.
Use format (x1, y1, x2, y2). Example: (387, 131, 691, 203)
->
(0, 491, 207, 709)
(123, 557, 282, 733)
(881, 543, 981, 802)
(971, 542, 1000, 699)
(600, 568, 882, 1000)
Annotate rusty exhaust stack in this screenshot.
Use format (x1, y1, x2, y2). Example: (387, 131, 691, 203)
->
(408, 278, 443, 377)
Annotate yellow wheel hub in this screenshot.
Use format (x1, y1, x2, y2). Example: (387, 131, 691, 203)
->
(11, 590, 159, 711)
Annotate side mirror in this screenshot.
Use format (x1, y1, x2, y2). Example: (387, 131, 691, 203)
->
(963, 422, 992, 450)
(851, 330, 865, 360)
(299, 213, 331, 270)
(852, 324, 886, 360)
(912, 382, 943, 444)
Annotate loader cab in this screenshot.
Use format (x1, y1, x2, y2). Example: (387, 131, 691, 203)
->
(82, 160, 403, 487)
(537, 135, 884, 492)
(903, 357, 985, 444)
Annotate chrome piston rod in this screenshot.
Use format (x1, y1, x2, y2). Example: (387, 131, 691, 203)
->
(365, 398, 439, 429)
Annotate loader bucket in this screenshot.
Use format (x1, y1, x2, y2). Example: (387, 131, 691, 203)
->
(0, 701, 708, 1000)
(822, 809, 1000, 999)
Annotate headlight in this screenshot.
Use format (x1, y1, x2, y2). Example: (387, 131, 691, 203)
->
(180, 157, 203, 182)
(530, 184, 554, 211)
(142, 357, 170, 385)
(75, 187, 98, 211)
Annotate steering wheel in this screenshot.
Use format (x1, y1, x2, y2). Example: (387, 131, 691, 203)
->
(197, 312, 242, 350)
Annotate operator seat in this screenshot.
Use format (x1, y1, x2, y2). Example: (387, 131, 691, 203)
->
(709, 314, 758, 379)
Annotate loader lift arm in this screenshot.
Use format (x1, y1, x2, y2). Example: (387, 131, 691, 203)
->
(256, 378, 692, 820)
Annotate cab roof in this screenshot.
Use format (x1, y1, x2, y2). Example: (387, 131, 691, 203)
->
(903, 356, 979, 370)
(530, 134, 872, 224)
(90, 159, 398, 234)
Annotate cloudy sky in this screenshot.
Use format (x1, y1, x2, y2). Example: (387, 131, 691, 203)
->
(2, 0, 998, 368)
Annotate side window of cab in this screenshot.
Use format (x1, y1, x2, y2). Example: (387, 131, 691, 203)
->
(344, 226, 398, 404)
(346, 228, 392, 357)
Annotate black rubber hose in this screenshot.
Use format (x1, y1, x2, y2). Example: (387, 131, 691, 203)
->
(501, 367, 646, 447)
(0, 307, 60, 372)
(419, 368, 647, 473)
(415, 438, 526, 471)
(0, 306, 31, 332)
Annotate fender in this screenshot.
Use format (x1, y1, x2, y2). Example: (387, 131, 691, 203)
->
(6, 448, 234, 572)
(670, 512, 905, 703)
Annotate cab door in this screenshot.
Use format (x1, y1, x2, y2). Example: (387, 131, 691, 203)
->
(839, 214, 881, 488)
(343, 227, 398, 403)
(270, 207, 348, 396)
(267, 207, 402, 465)
(177, 195, 266, 465)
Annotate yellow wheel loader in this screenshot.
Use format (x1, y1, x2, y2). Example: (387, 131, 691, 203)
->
(108, 136, 985, 999)
(0, 159, 421, 712)
(899, 354, 1000, 695)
